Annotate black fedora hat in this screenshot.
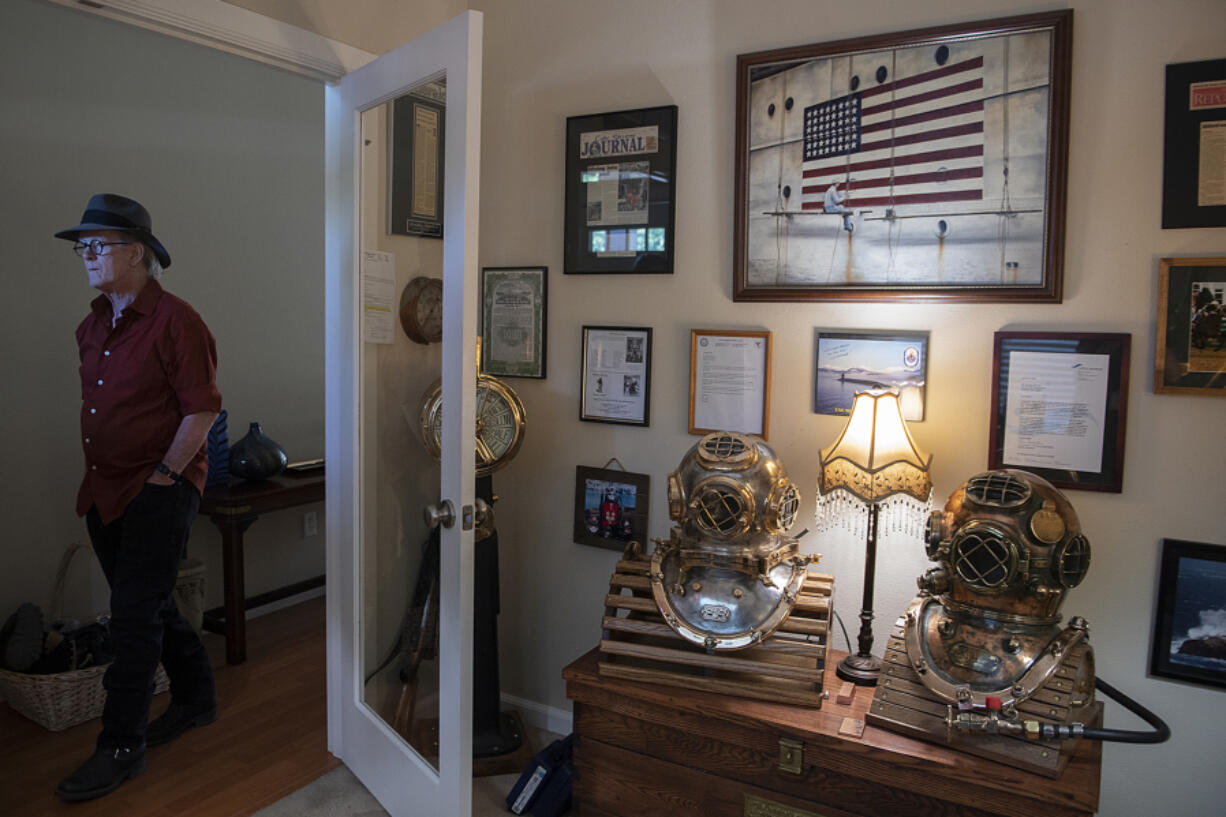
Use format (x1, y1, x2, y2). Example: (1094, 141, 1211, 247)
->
(55, 193, 172, 268)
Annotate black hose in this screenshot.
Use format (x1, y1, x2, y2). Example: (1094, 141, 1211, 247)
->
(1080, 677, 1171, 744)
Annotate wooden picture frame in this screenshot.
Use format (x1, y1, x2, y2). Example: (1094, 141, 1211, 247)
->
(814, 329, 929, 421)
(733, 11, 1072, 302)
(989, 331, 1130, 493)
(580, 326, 652, 426)
(564, 105, 678, 275)
(1161, 59, 1226, 229)
(1150, 539, 1226, 691)
(573, 465, 650, 551)
(688, 329, 772, 438)
(1155, 257, 1226, 395)
(480, 266, 547, 379)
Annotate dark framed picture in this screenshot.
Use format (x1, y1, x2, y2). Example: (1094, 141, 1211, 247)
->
(389, 83, 445, 238)
(1150, 539, 1226, 690)
(480, 266, 547, 379)
(580, 326, 652, 426)
(573, 466, 650, 551)
(1162, 59, 1226, 229)
(814, 330, 929, 421)
(989, 331, 1130, 493)
(733, 11, 1072, 303)
(1155, 257, 1226, 395)
(689, 329, 772, 438)
(564, 105, 677, 275)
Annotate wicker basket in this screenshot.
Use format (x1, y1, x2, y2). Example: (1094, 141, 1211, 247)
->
(0, 663, 170, 732)
(0, 543, 170, 731)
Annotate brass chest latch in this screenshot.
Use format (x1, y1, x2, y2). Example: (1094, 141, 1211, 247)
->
(778, 737, 803, 774)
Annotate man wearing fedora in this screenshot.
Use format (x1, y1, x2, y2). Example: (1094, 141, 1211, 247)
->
(53, 194, 221, 801)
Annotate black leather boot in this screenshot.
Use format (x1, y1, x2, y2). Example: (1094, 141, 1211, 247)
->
(146, 700, 218, 747)
(55, 745, 146, 801)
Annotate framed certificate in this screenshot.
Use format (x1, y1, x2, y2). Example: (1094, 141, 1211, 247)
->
(989, 331, 1131, 493)
(564, 106, 677, 275)
(480, 266, 547, 378)
(689, 329, 772, 438)
(580, 326, 652, 426)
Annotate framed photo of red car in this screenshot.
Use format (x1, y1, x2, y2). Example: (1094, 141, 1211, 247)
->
(1149, 539, 1226, 691)
(732, 11, 1072, 303)
(573, 465, 650, 551)
(1155, 257, 1226, 396)
(989, 331, 1130, 493)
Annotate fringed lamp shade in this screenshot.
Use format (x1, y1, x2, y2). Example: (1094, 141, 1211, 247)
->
(817, 390, 933, 538)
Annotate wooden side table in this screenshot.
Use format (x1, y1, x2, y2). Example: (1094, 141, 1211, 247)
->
(563, 647, 1102, 817)
(199, 471, 325, 664)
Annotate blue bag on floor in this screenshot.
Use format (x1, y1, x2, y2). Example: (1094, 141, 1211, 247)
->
(505, 733, 573, 816)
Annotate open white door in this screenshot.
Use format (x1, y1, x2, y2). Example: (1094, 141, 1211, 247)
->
(325, 11, 482, 817)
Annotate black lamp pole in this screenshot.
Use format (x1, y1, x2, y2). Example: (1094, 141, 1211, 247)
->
(837, 502, 882, 685)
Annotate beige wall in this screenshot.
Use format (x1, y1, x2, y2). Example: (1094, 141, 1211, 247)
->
(469, 1, 1226, 815)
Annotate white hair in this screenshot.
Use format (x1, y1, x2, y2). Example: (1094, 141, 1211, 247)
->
(146, 253, 163, 280)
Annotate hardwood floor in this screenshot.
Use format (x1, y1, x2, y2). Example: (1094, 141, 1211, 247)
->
(0, 597, 337, 817)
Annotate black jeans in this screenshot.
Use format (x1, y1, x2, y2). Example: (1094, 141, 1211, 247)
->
(86, 481, 216, 750)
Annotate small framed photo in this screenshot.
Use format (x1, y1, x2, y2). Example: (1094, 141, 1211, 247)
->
(814, 330, 929, 422)
(1155, 257, 1226, 395)
(389, 83, 445, 239)
(580, 326, 652, 426)
(480, 266, 547, 379)
(689, 329, 772, 438)
(989, 331, 1131, 493)
(573, 465, 650, 551)
(733, 11, 1072, 302)
(1161, 59, 1226, 229)
(1150, 539, 1226, 691)
(564, 105, 678, 275)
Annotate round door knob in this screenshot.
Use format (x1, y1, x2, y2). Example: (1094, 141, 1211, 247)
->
(424, 499, 456, 529)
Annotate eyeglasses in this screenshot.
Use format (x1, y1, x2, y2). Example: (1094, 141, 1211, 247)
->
(73, 239, 135, 257)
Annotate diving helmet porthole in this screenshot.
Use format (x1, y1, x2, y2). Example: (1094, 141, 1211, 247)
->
(650, 432, 815, 651)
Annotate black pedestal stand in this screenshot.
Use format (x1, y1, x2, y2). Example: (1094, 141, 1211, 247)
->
(836, 502, 882, 686)
(472, 475, 523, 758)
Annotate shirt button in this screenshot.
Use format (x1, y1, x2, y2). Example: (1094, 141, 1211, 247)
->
(84, 437, 91, 444)
(91, 465, 97, 471)
(90, 408, 97, 414)
(104, 350, 111, 356)
(97, 379, 104, 385)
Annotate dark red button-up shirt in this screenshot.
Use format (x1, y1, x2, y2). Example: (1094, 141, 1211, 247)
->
(77, 278, 222, 523)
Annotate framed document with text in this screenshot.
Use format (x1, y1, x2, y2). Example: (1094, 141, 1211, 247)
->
(480, 266, 547, 378)
(389, 84, 445, 238)
(580, 326, 652, 426)
(989, 331, 1130, 492)
(689, 329, 771, 438)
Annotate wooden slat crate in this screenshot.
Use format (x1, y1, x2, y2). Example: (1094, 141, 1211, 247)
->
(867, 618, 1097, 777)
(597, 546, 835, 708)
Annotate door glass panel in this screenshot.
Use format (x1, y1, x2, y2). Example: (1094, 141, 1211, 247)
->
(358, 76, 447, 771)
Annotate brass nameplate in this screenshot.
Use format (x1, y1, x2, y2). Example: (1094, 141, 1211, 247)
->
(745, 793, 827, 817)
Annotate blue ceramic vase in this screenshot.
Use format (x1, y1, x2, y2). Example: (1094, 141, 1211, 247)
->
(228, 422, 287, 481)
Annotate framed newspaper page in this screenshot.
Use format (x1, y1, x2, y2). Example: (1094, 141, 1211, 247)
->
(733, 11, 1072, 302)
(580, 326, 652, 426)
(564, 105, 677, 275)
(989, 331, 1131, 493)
(1162, 59, 1226, 229)
(480, 266, 547, 379)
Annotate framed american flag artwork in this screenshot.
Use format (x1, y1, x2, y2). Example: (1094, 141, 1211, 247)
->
(733, 11, 1072, 303)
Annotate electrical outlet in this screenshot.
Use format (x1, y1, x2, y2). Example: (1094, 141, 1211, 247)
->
(303, 511, 318, 538)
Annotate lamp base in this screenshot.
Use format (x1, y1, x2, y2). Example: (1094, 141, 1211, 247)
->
(836, 652, 882, 686)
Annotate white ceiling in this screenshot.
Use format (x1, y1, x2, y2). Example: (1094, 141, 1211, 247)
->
(222, 0, 464, 55)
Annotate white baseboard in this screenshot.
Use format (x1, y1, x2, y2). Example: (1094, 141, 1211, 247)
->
(244, 585, 326, 620)
(500, 692, 573, 737)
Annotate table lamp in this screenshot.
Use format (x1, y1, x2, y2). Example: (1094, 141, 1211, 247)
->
(817, 389, 932, 685)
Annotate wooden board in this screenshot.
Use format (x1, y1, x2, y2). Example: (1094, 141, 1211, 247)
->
(598, 553, 834, 708)
(867, 620, 1097, 778)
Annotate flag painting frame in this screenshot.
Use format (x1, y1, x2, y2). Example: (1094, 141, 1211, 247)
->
(733, 11, 1072, 303)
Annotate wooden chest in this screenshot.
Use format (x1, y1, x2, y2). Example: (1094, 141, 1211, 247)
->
(563, 647, 1101, 817)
